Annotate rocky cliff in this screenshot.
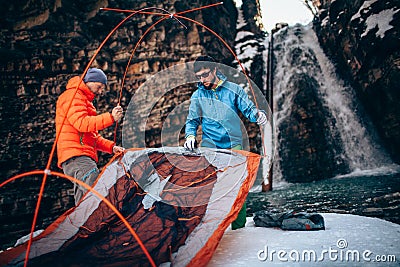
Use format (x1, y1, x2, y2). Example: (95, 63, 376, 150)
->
(0, 0, 238, 177)
(0, 0, 261, 249)
(314, 0, 400, 163)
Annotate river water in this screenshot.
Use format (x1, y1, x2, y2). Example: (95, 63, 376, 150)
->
(247, 167, 400, 225)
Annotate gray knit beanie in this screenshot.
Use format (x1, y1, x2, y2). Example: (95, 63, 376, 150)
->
(83, 68, 107, 85)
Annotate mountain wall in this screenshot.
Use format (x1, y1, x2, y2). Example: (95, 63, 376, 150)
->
(0, 0, 238, 178)
(314, 0, 400, 163)
(0, 0, 262, 249)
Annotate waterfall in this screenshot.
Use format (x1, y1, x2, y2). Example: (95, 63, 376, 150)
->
(272, 23, 399, 182)
(301, 26, 390, 169)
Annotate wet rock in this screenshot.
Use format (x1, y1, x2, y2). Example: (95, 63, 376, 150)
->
(314, 0, 400, 164)
(362, 207, 384, 216)
(278, 73, 347, 183)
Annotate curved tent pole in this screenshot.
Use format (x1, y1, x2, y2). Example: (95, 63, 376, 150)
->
(0, 169, 156, 267)
(1, 2, 272, 266)
(109, 5, 267, 158)
(20, 7, 171, 267)
(114, 10, 267, 157)
(113, 15, 170, 143)
(2, 4, 226, 267)
(174, 14, 268, 158)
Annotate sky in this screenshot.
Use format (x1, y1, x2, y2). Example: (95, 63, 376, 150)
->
(235, 0, 315, 32)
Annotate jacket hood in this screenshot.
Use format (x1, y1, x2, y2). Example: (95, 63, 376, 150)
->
(197, 71, 227, 91)
(66, 76, 95, 101)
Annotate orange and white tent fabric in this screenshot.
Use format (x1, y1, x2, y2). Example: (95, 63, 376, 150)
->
(0, 147, 260, 267)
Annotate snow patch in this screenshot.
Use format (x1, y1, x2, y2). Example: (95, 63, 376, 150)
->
(350, 0, 379, 21)
(209, 214, 400, 266)
(234, 7, 265, 72)
(321, 16, 329, 27)
(235, 31, 254, 41)
(361, 8, 399, 38)
(236, 8, 247, 29)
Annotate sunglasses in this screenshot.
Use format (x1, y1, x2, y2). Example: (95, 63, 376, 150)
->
(195, 70, 212, 80)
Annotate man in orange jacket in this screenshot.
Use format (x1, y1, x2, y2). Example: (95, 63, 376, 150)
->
(56, 68, 124, 205)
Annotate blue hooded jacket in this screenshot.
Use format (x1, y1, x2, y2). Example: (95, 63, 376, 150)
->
(185, 72, 259, 149)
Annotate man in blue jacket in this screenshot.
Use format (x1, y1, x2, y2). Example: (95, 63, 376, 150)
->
(184, 55, 267, 229)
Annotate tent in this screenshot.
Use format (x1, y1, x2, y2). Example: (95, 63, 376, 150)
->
(0, 147, 260, 266)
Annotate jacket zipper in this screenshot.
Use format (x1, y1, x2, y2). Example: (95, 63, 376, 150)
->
(79, 132, 84, 145)
(212, 89, 219, 100)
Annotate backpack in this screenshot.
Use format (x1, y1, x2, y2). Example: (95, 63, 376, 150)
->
(253, 210, 325, 231)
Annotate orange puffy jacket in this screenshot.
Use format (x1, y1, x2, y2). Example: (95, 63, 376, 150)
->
(56, 76, 115, 168)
